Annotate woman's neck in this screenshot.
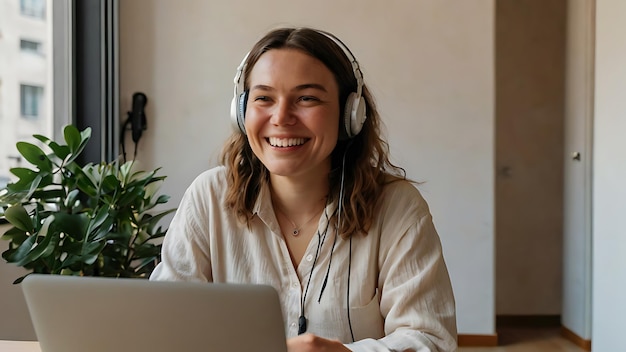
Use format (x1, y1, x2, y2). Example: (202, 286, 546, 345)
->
(269, 173, 329, 220)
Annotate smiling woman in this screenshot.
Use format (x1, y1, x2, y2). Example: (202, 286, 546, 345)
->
(150, 27, 457, 352)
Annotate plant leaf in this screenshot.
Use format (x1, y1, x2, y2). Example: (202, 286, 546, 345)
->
(63, 125, 81, 153)
(133, 254, 159, 271)
(73, 166, 98, 198)
(16, 142, 53, 172)
(31, 188, 65, 202)
(76, 127, 92, 155)
(24, 174, 44, 200)
(33, 135, 71, 160)
(54, 213, 89, 240)
(9, 167, 37, 182)
(6, 234, 37, 264)
(86, 206, 112, 238)
(63, 126, 91, 165)
(101, 174, 120, 193)
(91, 216, 115, 241)
(12, 275, 29, 285)
(13, 216, 57, 266)
(142, 208, 176, 235)
(0, 191, 29, 207)
(31, 134, 51, 144)
(1, 227, 28, 244)
(4, 205, 33, 232)
(63, 189, 80, 210)
(81, 241, 106, 265)
(155, 194, 171, 205)
(59, 253, 82, 269)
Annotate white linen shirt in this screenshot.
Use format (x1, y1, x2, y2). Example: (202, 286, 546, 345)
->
(150, 166, 457, 351)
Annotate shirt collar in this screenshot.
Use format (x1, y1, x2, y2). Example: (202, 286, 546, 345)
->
(253, 181, 340, 236)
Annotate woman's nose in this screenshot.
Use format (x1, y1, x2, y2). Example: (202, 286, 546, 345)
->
(270, 100, 296, 126)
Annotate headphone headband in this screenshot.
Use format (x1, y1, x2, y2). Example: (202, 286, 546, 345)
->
(230, 28, 367, 138)
(315, 30, 364, 101)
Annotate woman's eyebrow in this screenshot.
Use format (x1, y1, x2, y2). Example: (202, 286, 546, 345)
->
(249, 84, 274, 92)
(249, 83, 328, 93)
(293, 83, 328, 92)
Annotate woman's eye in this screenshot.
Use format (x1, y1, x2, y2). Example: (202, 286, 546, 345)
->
(253, 96, 269, 102)
(299, 96, 319, 103)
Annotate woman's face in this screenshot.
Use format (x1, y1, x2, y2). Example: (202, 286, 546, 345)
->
(244, 48, 340, 180)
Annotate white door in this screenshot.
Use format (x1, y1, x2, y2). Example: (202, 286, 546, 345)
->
(561, 0, 594, 340)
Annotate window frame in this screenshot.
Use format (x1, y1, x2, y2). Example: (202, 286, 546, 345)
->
(74, 0, 119, 165)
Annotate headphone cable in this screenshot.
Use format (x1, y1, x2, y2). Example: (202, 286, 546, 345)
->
(338, 146, 356, 342)
(347, 233, 355, 342)
(298, 207, 332, 335)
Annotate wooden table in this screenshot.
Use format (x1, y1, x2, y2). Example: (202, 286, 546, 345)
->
(0, 340, 40, 352)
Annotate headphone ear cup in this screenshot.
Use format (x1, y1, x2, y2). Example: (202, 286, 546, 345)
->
(343, 93, 367, 138)
(230, 96, 240, 130)
(343, 93, 356, 138)
(235, 91, 248, 134)
(351, 95, 367, 136)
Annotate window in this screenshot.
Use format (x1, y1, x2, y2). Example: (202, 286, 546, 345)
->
(20, 84, 44, 118)
(20, 39, 43, 55)
(20, 0, 46, 19)
(2, 0, 117, 178)
(1, 0, 65, 203)
(1, 0, 116, 223)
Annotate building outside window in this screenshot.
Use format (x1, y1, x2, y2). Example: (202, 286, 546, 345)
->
(20, 0, 46, 19)
(20, 84, 44, 118)
(20, 39, 43, 54)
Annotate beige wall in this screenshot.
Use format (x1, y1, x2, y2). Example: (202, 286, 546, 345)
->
(118, 0, 495, 334)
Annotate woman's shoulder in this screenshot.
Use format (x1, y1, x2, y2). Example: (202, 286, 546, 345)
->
(186, 165, 228, 194)
(373, 178, 438, 249)
(193, 165, 227, 182)
(378, 177, 431, 217)
(380, 177, 424, 200)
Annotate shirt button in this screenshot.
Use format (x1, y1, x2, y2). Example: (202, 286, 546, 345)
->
(290, 322, 297, 328)
(291, 282, 299, 289)
(305, 254, 314, 262)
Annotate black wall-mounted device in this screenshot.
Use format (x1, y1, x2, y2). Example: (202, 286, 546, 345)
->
(129, 92, 148, 143)
(121, 92, 148, 161)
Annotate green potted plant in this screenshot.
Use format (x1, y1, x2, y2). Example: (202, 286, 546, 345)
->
(0, 125, 174, 283)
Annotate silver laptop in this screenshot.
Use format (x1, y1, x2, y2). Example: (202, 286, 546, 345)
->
(21, 274, 287, 352)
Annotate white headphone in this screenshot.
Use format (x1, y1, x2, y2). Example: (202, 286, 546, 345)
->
(230, 29, 367, 139)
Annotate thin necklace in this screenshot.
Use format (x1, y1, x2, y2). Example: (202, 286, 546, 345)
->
(275, 204, 324, 236)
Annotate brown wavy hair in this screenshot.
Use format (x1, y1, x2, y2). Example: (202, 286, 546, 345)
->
(220, 27, 406, 237)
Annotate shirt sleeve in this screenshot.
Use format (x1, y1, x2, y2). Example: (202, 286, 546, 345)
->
(347, 182, 457, 352)
(149, 171, 214, 283)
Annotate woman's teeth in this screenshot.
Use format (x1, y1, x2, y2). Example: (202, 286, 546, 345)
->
(268, 137, 306, 147)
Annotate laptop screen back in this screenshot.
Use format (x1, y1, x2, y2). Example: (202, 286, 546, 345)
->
(21, 274, 287, 352)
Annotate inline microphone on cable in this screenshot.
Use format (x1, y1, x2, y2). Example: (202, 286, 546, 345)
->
(298, 315, 307, 335)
